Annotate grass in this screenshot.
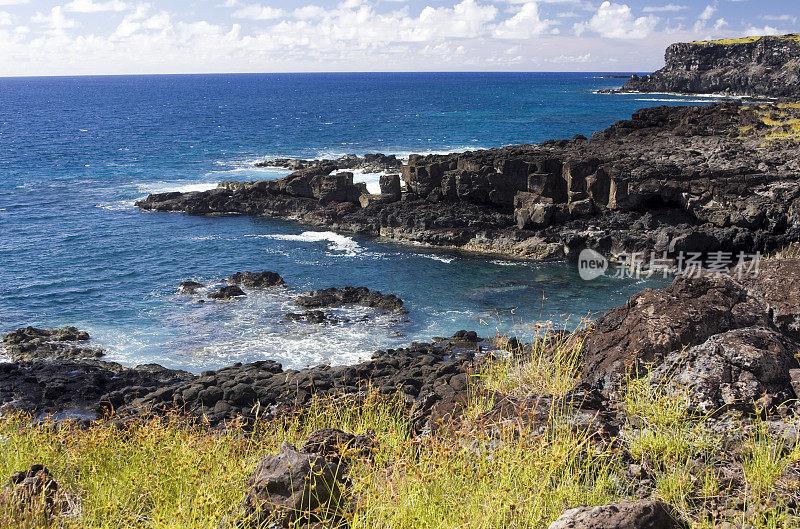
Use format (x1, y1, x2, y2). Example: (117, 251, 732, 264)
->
(738, 104, 800, 143)
(691, 34, 800, 46)
(2, 329, 800, 528)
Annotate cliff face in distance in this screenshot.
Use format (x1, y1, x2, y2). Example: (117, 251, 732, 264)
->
(621, 35, 800, 98)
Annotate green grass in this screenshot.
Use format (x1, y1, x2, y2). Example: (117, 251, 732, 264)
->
(691, 34, 800, 46)
(3, 331, 800, 528)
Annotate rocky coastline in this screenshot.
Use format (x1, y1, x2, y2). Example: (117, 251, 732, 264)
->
(4, 257, 800, 526)
(138, 103, 800, 261)
(611, 35, 800, 98)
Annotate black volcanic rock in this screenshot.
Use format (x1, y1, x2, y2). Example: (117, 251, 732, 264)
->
(284, 310, 339, 324)
(2, 326, 104, 361)
(619, 35, 800, 98)
(138, 103, 800, 260)
(295, 286, 407, 313)
(208, 285, 246, 300)
(226, 271, 286, 289)
(178, 281, 205, 294)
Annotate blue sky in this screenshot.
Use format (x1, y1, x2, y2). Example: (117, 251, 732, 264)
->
(0, 0, 797, 75)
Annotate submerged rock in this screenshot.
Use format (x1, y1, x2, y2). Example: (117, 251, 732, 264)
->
(284, 310, 339, 324)
(2, 326, 104, 361)
(226, 271, 286, 289)
(295, 286, 408, 313)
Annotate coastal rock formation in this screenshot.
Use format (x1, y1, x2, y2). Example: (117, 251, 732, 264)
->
(255, 153, 401, 174)
(0, 330, 480, 427)
(618, 35, 800, 98)
(226, 271, 286, 288)
(0, 356, 194, 417)
(2, 326, 104, 361)
(137, 103, 800, 260)
(548, 500, 688, 529)
(295, 286, 407, 313)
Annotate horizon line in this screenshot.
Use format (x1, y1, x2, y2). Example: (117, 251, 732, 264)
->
(0, 70, 646, 79)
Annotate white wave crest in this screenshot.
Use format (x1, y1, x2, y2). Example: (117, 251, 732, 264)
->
(136, 182, 220, 194)
(251, 231, 362, 256)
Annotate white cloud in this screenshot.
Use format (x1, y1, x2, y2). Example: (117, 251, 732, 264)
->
(743, 25, 785, 36)
(494, 2, 558, 39)
(760, 14, 797, 24)
(0, 10, 12, 26)
(31, 6, 78, 30)
(293, 5, 327, 19)
(414, 0, 498, 40)
(65, 0, 128, 13)
(232, 4, 285, 20)
(574, 2, 658, 39)
(0, 0, 29, 5)
(693, 4, 715, 31)
(642, 4, 686, 13)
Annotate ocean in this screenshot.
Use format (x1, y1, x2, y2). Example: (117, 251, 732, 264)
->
(0, 72, 717, 372)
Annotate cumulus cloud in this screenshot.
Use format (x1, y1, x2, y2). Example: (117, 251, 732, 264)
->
(0, 10, 12, 26)
(31, 6, 78, 30)
(493, 2, 558, 39)
(642, 4, 686, 13)
(65, 0, 128, 13)
(743, 25, 785, 36)
(693, 4, 715, 31)
(232, 4, 285, 20)
(574, 2, 658, 39)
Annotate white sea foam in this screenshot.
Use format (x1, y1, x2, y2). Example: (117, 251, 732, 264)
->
(249, 231, 362, 256)
(635, 98, 717, 103)
(136, 181, 220, 194)
(96, 200, 136, 211)
(421, 254, 455, 264)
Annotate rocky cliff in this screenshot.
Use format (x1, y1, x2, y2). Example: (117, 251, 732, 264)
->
(137, 103, 800, 261)
(620, 35, 800, 98)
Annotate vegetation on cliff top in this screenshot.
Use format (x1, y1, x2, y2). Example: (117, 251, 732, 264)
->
(691, 34, 800, 46)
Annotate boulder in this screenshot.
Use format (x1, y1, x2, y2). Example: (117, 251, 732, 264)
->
(3, 465, 59, 511)
(226, 271, 286, 289)
(548, 500, 688, 529)
(241, 442, 346, 528)
(582, 274, 771, 391)
(651, 327, 800, 412)
(208, 285, 246, 300)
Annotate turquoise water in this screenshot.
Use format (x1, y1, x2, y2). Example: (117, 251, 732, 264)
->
(0, 73, 713, 372)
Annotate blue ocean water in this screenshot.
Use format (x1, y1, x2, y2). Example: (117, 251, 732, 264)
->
(0, 73, 715, 372)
